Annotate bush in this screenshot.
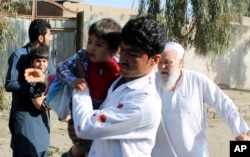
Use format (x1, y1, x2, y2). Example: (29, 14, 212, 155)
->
(0, 81, 9, 111)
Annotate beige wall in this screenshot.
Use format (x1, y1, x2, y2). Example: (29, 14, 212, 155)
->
(184, 24, 250, 90)
(62, 2, 138, 17)
(78, 12, 136, 48)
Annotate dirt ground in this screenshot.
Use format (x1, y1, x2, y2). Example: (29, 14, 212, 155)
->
(0, 89, 250, 157)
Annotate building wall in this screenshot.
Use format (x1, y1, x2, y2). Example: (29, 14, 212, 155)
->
(62, 2, 138, 17)
(184, 24, 250, 90)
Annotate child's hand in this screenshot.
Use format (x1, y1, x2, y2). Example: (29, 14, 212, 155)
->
(31, 96, 46, 110)
(71, 78, 87, 91)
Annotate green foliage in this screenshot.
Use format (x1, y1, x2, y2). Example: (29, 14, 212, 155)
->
(0, 0, 30, 52)
(138, 0, 249, 56)
(138, 0, 147, 16)
(191, 0, 233, 55)
(0, 0, 29, 110)
(147, 0, 161, 19)
(138, 0, 162, 19)
(0, 17, 16, 51)
(248, 3, 250, 17)
(0, 81, 8, 111)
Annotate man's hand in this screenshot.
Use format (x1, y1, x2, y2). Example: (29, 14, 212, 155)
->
(24, 68, 45, 83)
(67, 118, 83, 145)
(235, 131, 250, 141)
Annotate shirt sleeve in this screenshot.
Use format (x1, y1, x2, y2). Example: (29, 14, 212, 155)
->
(56, 52, 78, 86)
(56, 49, 88, 86)
(5, 52, 29, 92)
(72, 89, 158, 140)
(203, 76, 249, 137)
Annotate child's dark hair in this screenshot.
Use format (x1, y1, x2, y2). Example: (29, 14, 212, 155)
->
(88, 18, 121, 51)
(29, 19, 51, 42)
(121, 17, 168, 58)
(29, 46, 49, 61)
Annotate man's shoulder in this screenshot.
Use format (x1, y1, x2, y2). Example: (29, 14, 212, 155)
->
(182, 68, 209, 81)
(10, 44, 29, 56)
(183, 69, 203, 76)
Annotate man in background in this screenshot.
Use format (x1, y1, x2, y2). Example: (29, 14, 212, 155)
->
(5, 19, 54, 157)
(152, 41, 250, 157)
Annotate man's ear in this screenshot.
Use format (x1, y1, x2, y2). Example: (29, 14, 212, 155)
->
(38, 35, 44, 43)
(151, 54, 161, 65)
(179, 59, 184, 68)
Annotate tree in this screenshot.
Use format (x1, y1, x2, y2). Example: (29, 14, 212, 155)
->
(0, 0, 29, 110)
(138, 0, 249, 56)
(0, 0, 29, 52)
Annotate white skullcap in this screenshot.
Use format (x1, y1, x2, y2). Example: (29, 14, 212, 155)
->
(164, 42, 184, 59)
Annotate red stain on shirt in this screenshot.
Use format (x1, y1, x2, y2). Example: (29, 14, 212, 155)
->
(117, 103, 124, 109)
(77, 125, 81, 132)
(98, 114, 107, 123)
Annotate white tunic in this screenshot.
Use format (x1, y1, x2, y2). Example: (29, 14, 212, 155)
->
(72, 71, 161, 157)
(152, 69, 249, 157)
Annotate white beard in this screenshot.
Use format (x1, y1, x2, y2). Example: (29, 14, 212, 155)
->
(159, 69, 180, 91)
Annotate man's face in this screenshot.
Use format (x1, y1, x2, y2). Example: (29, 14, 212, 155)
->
(119, 42, 159, 81)
(86, 34, 114, 63)
(157, 50, 183, 90)
(158, 50, 182, 80)
(31, 58, 48, 73)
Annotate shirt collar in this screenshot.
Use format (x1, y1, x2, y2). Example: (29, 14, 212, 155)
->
(125, 70, 156, 90)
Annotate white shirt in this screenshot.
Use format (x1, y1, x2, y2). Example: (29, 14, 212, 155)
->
(72, 71, 161, 157)
(152, 69, 249, 157)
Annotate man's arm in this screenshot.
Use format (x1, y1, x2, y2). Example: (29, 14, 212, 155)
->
(56, 53, 78, 86)
(57, 50, 88, 91)
(5, 52, 29, 92)
(71, 88, 161, 140)
(203, 75, 250, 140)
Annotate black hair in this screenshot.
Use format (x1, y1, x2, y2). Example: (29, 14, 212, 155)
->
(29, 46, 49, 61)
(88, 18, 122, 51)
(121, 17, 167, 57)
(28, 19, 51, 42)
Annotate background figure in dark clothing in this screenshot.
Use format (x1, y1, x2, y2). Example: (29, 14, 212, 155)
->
(5, 19, 54, 157)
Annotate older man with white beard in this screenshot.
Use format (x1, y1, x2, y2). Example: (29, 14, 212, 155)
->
(152, 42, 250, 157)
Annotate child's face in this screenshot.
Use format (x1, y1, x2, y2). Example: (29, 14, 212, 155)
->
(31, 58, 48, 73)
(86, 34, 114, 63)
